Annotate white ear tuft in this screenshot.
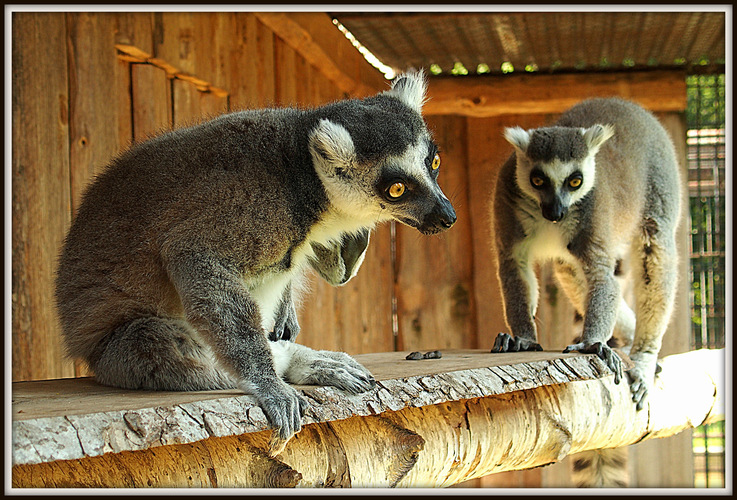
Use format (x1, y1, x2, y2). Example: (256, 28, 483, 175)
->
(504, 126, 531, 154)
(582, 124, 615, 153)
(386, 70, 428, 112)
(309, 119, 356, 167)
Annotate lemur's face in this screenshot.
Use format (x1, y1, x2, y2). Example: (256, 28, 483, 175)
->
(504, 124, 613, 223)
(309, 72, 456, 235)
(374, 136, 456, 234)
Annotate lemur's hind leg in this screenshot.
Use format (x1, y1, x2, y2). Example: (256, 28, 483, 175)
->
(92, 317, 236, 391)
(627, 218, 679, 410)
(269, 340, 376, 394)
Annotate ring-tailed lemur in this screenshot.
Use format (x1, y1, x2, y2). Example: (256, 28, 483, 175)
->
(55, 71, 456, 452)
(489, 98, 681, 485)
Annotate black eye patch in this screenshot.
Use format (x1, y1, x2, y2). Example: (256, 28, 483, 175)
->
(529, 168, 549, 189)
(424, 142, 440, 173)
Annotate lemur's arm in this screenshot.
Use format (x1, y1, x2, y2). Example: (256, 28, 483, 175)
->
(491, 255, 544, 353)
(309, 229, 370, 286)
(270, 283, 300, 342)
(270, 229, 370, 342)
(164, 247, 307, 441)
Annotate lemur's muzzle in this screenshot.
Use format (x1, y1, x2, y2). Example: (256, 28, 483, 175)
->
(419, 198, 457, 234)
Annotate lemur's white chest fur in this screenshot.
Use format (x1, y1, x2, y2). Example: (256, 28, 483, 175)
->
(247, 207, 377, 331)
(513, 203, 575, 267)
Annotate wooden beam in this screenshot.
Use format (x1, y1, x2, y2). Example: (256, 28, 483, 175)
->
(424, 70, 688, 117)
(11, 349, 723, 488)
(253, 12, 386, 98)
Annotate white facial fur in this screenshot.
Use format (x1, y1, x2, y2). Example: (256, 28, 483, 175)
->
(309, 119, 439, 228)
(504, 124, 614, 209)
(309, 119, 385, 227)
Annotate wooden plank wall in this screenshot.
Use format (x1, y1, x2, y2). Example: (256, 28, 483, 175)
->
(10, 11, 387, 381)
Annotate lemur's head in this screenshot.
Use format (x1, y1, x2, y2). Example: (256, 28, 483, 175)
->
(504, 124, 614, 223)
(309, 71, 456, 235)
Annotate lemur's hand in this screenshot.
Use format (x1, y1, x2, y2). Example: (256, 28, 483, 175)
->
(563, 341, 624, 384)
(246, 377, 307, 456)
(491, 332, 543, 352)
(626, 351, 659, 411)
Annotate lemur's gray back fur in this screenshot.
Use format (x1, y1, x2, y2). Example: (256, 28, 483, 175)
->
(55, 71, 456, 453)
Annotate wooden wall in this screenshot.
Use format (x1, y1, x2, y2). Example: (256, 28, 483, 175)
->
(12, 10, 694, 489)
(11, 11, 386, 381)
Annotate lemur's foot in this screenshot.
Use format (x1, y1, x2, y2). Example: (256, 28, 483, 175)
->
(287, 349, 376, 395)
(563, 341, 623, 384)
(491, 333, 543, 353)
(627, 352, 659, 411)
(317, 350, 377, 394)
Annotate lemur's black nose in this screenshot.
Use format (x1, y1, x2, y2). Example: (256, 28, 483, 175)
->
(440, 212, 457, 228)
(423, 201, 457, 232)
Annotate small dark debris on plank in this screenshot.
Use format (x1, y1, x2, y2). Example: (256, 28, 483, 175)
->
(406, 350, 442, 360)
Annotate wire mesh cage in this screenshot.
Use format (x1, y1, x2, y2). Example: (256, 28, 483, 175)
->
(686, 73, 726, 488)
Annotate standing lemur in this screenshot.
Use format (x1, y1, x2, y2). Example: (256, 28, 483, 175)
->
(55, 71, 456, 451)
(490, 97, 681, 410)
(490, 98, 681, 487)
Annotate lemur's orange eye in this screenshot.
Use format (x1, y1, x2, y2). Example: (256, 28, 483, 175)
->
(569, 177, 582, 189)
(531, 176, 545, 188)
(387, 182, 406, 198)
(431, 153, 441, 170)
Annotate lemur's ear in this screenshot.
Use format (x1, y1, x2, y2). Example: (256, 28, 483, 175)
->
(386, 71, 427, 112)
(504, 126, 531, 155)
(309, 119, 356, 171)
(582, 124, 615, 154)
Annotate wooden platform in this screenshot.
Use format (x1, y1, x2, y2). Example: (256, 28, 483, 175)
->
(12, 349, 615, 466)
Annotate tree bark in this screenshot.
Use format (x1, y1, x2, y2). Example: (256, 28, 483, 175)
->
(12, 349, 723, 488)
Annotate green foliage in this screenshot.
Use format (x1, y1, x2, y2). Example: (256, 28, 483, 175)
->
(686, 74, 726, 127)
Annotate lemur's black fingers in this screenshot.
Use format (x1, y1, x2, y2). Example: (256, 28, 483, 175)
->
(633, 384, 648, 410)
(562, 342, 584, 353)
(528, 341, 543, 351)
(565, 341, 622, 383)
(493, 333, 542, 353)
(491, 333, 512, 352)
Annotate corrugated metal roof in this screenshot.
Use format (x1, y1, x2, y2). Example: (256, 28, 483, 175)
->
(331, 12, 726, 77)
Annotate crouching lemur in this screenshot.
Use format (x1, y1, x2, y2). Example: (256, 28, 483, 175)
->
(55, 71, 456, 451)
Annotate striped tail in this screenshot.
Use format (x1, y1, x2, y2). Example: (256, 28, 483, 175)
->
(571, 448, 629, 488)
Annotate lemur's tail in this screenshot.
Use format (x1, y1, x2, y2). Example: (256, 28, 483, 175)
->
(571, 448, 629, 488)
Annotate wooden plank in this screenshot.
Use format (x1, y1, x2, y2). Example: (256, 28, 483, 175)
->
(11, 350, 616, 422)
(297, 224, 394, 355)
(11, 349, 625, 458)
(112, 12, 155, 55)
(231, 13, 277, 109)
(294, 51, 312, 108)
(287, 12, 389, 94)
(11, 12, 76, 381)
(274, 36, 298, 107)
(192, 12, 234, 94)
(153, 13, 232, 96)
(424, 70, 688, 117)
(152, 12, 195, 76)
(395, 115, 477, 352)
(254, 12, 382, 98)
(131, 63, 171, 142)
(172, 79, 227, 127)
(11, 348, 723, 483)
(65, 13, 137, 377)
(66, 13, 133, 217)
